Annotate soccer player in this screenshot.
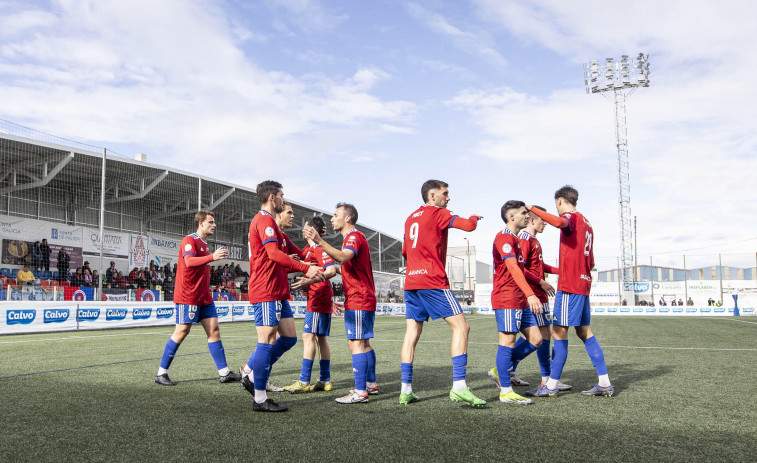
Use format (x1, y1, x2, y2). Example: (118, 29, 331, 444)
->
(487, 206, 573, 393)
(155, 210, 241, 386)
(399, 179, 485, 407)
(303, 203, 377, 404)
(528, 185, 613, 397)
(277, 200, 307, 260)
(491, 200, 545, 405)
(240, 181, 321, 412)
(285, 216, 338, 393)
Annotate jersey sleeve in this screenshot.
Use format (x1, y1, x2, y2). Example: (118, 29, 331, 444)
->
(496, 234, 517, 261)
(561, 212, 577, 234)
(180, 237, 196, 259)
(316, 248, 335, 270)
(436, 208, 458, 229)
(342, 233, 360, 255)
(256, 215, 279, 245)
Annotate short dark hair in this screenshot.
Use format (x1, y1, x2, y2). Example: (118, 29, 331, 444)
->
(555, 185, 578, 206)
(336, 202, 358, 225)
(256, 180, 283, 205)
(421, 179, 448, 203)
(282, 200, 291, 208)
(194, 210, 215, 228)
(501, 200, 526, 223)
(305, 216, 327, 236)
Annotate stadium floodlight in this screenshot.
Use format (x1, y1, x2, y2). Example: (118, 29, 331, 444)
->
(583, 53, 651, 304)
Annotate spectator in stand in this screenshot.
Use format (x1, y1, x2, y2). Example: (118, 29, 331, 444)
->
(57, 248, 70, 281)
(149, 264, 162, 287)
(83, 268, 93, 287)
(41, 239, 51, 271)
(142, 267, 152, 288)
(678, 298, 684, 306)
(621, 299, 628, 306)
(17, 265, 35, 285)
(687, 297, 694, 306)
(70, 268, 85, 287)
(128, 268, 138, 288)
(658, 297, 666, 306)
(163, 275, 174, 300)
(116, 271, 127, 288)
(707, 298, 714, 306)
(163, 263, 172, 279)
(137, 269, 149, 289)
(670, 299, 677, 306)
(210, 267, 221, 286)
(92, 270, 100, 288)
(172, 263, 177, 278)
(235, 264, 246, 278)
(106, 261, 118, 285)
(32, 242, 43, 272)
(83, 261, 91, 274)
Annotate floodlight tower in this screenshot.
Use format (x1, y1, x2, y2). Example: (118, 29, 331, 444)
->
(583, 54, 650, 304)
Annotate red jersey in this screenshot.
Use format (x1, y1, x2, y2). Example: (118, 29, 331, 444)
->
(282, 231, 306, 260)
(403, 205, 458, 290)
(341, 229, 376, 311)
(518, 231, 548, 303)
(247, 211, 291, 303)
(174, 233, 213, 306)
(557, 211, 594, 295)
(302, 243, 335, 313)
(491, 228, 527, 310)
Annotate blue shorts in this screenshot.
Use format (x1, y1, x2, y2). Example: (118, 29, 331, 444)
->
(553, 291, 591, 327)
(303, 311, 332, 336)
(534, 302, 551, 327)
(405, 289, 463, 321)
(253, 300, 293, 327)
(175, 303, 217, 324)
(495, 308, 522, 333)
(344, 310, 375, 340)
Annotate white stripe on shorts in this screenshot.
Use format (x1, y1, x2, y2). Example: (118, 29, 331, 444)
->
(444, 289, 461, 315)
(561, 292, 569, 326)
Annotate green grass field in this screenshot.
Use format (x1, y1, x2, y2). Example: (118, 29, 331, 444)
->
(1, 316, 756, 462)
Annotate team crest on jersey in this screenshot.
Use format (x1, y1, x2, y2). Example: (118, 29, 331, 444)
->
(502, 244, 512, 254)
(265, 227, 275, 237)
(184, 244, 192, 251)
(322, 252, 328, 259)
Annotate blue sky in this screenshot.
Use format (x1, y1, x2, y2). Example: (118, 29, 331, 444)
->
(1, 0, 756, 272)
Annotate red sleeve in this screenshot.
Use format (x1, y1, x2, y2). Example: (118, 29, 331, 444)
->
(524, 269, 541, 285)
(450, 215, 479, 231)
(505, 257, 535, 298)
(289, 242, 307, 260)
(530, 207, 569, 229)
(543, 264, 559, 274)
(184, 254, 214, 268)
(264, 241, 309, 273)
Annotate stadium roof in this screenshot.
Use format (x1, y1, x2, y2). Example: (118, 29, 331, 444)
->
(0, 129, 404, 274)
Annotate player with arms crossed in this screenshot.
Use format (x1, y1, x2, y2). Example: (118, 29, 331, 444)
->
(528, 185, 613, 397)
(240, 181, 321, 412)
(285, 216, 339, 393)
(491, 201, 545, 405)
(487, 206, 572, 394)
(399, 179, 485, 407)
(155, 210, 241, 386)
(303, 203, 378, 404)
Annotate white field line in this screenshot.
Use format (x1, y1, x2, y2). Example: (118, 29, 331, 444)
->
(0, 331, 255, 345)
(368, 339, 757, 352)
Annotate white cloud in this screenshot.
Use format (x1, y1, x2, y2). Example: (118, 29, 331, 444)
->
(266, 0, 348, 33)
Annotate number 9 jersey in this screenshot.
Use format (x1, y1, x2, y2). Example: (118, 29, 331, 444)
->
(403, 205, 458, 290)
(558, 211, 594, 296)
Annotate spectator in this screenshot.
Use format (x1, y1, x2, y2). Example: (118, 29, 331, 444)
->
(163, 275, 174, 300)
(707, 298, 714, 306)
(17, 265, 35, 285)
(715, 300, 722, 307)
(142, 267, 152, 288)
(678, 298, 684, 306)
(92, 270, 100, 288)
(670, 299, 677, 306)
(172, 263, 177, 277)
(658, 297, 666, 306)
(115, 271, 127, 288)
(70, 268, 84, 287)
(127, 267, 138, 288)
(622, 299, 627, 306)
(83, 268, 93, 287)
(57, 248, 70, 281)
(32, 241, 43, 272)
(687, 297, 694, 306)
(106, 261, 118, 285)
(149, 264, 162, 287)
(83, 261, 91, 274)
(163, 262, 172, 279)
(40, 239, 51, 271)
(137, 270, 149, 289)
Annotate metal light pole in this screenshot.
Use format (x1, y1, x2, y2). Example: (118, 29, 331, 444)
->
(584, 53, 650, 305)
(463, 237, 472, 302)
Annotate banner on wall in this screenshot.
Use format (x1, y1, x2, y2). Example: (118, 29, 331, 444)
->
(129, 235, 150, 268)
(63, 287, 96, 301)
(82, 227, 129, 258)
(149, 234, 181, 268)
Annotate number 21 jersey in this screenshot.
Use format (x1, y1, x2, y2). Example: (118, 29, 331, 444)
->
(558, 211, 594, 296)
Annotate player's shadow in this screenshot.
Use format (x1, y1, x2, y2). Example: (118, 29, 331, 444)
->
(546, 362, 673, 397)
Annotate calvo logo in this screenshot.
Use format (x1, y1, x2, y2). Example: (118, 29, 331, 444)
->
(216, 306, 230, 317)
(78, 308, 100, 322)
(44, 309, 70, 323)
(232, 306, 245, 316)
(133, 308, 152, 320)
(7, 309, 36, 325)
(156, 307, 173, 319)
(106, 309, 128, 321)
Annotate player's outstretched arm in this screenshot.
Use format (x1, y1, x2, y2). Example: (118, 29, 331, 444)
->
(302, 225, 356, 264)
(504, 257, 542, 313)
(291, 265, 336, 291)
(450, 215, 482, 232)
(264, 241, 319, 278)
(184, 247, 228, 268)
(528, 206, 569, 229)
(543, 264, 559, 274)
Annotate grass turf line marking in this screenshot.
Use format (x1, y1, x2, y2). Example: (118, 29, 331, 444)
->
(368, 338, 757, 351)
(0, 331, 172, 345)
(721, 318, 757, 326)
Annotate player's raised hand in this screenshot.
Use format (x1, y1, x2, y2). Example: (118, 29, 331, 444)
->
(471, 214, 484, 221)
(212, 247, 229, 261)
(302, 225, 318, 242)
(539, 279, 556, 297)
(304, 263, 320, 279)
(527, 295, 542, 313)
(332, 302, 343, 316)
(291, 276, 311, 291)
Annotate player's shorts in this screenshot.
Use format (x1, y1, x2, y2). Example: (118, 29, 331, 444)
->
(344, 309, 374, 340)
(534, 302, 551, 327)
(303, 311, 331, 336)
(553, 291, 591, 327)
(253, 300, 293, 327)
(175, 303, 217, 324)
(404, 289, 463, 321)
(495, 308, 522, 333)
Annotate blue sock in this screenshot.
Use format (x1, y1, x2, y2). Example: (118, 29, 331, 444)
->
(366, 349, 376, 383)
(496, 345, 513, 388)
(451, 353, 467, 381)
(319, 360, 331, 382)
(511, 336, 527, 370)
(207, 340, 227, 370)
(550, 340, 569, 380)
(252, 343, 274, 392)
(352, 353, 368, 391)
(299, 358, 314, 383)
(536, 340, 551, 378)
(269, 336, 297, 367)
(160, 338, 180, 370)
(583, 336, 608, 375)
(511, 340, 538, 368)
(401, 362, 413, 384)
(246, 354, 254, 371)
